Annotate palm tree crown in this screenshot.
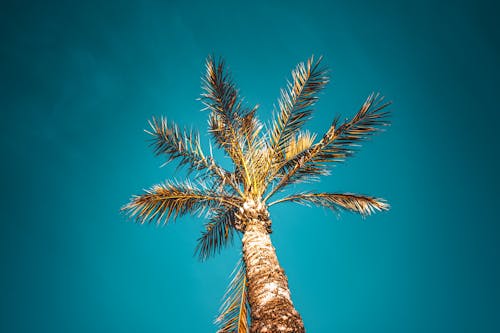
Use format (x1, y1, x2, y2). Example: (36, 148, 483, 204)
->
(123, 55, 390, 332)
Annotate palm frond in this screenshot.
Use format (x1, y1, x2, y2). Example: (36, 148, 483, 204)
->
(207, 112, 244, 168)
(246, 143, 273, 198)
(265, 93, 390, 200)
(147, 117, 239, 190)
(195, 209, 237, 261)
(122, 181, 240, 225)
(269, 56, 328, 161)
(201, 56, 256, 189)
(285, 131, 316, 161)
(312, 93, 391, 165)
(201, 56, 250, 124)
(215, 259, 250, 333)
(147, 117, 206, 170)
(240, 108, 263, 148)
(270, 192, 389, 216)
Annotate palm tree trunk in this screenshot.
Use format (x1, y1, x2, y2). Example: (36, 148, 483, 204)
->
(242, 222, 305, 333)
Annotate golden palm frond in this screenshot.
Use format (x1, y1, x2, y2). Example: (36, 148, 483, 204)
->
(239, 109, 268, 197)
(147, 117, 236, 186)
(201, 56, 257, 190)
(207, 111, 244, 165)
(270, 192, 389, 216)
(313, 93, 391, 164)
(122, 181, 241, 225)
(285, 131, 316, 161)
(240, 108, 263, 148)
(215, 259, 250, 333)
(268, 56, 328, 162)
(195, 208, 237, 261)
(265, 93, 390, 200)
(248, 144, 273, 198)
(147, 116, 205, 169)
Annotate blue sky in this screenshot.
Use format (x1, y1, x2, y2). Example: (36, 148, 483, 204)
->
(1, 0, 498, 332)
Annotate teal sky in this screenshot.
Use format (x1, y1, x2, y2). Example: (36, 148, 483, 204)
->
(1, 0, 499, 332)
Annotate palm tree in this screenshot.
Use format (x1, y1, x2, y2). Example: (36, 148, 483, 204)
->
(123, 55, 390, 333)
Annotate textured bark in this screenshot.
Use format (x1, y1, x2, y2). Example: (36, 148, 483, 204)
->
(242, 221, 305, 332)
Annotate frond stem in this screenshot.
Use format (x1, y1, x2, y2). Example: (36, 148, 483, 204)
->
(267, 196, 293, 206)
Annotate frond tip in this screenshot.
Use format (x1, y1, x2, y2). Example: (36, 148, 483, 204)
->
(317, 93, 391, 164)
(270, 192, 389, 216)
(269, 55, 329, 160)
(216, 259, 250, 333)
(147, 117, 206, 171)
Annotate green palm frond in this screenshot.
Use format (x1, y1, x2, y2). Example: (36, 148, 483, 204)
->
(268, 56, 328, 162)
(122, 180, 240, 225)
(215, 259, 250, 333)
(195, 208, 237, 261)
(270, 192, 389, 216)
(265, 93, 390, 199)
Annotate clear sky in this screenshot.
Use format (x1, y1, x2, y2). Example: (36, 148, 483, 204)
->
(1, 0, 499, 332)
